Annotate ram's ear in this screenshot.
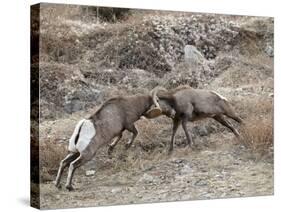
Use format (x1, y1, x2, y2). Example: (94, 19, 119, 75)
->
(144, 107, 162, 119)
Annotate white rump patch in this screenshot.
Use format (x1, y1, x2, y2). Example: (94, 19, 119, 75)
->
(68, 119, 96, 153)
(211, 91, 228, 101)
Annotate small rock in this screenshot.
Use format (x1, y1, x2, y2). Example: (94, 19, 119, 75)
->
(138, 173, 154, 184)
(194, 179, 208, 186)
(265, 45, 274, 57)
(143, 165, 155, 172)
(136, 193, 143, 198)
(85, 170, 96, 176)
(159, 175, 166, 180)
(210, 24, 216, 30)
(215, 174, 223, 179)
(174, 159, 184, 164)
(111, 187, 122, 194)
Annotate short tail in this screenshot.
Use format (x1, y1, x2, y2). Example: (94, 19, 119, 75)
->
(68, 119, 86, 152)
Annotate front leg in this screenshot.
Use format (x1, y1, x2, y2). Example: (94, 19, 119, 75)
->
(125, 124, 138, 149)
(182, 118, 193, 146)
(108, 133, 123, 156)
(168, 118, 180, 154)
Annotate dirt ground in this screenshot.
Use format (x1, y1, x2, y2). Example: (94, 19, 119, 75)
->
(40, 133, 273, 209)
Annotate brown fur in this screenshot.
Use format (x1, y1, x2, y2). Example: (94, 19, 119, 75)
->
(55, 90, 162, 191)
(148, 86, 243, 153)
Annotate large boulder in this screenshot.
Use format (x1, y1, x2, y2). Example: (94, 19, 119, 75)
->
(184, 45, 205, 64)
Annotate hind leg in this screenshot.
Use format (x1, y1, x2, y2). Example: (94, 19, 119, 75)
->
(168, 118, 180, 154)
(55, 152, 80, 188)
(213, 115, 240, 137)
(65, 154, 90, 191)
(221, 102, 243, 124)
(226, 112, 243, 124)
(182, 118, 193, 146)
(181, 104, 194, 147)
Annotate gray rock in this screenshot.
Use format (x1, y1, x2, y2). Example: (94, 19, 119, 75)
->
(64, 88, 101, 113)
(194, 179, 208, 186)
(265, 45, 274, 57)
(85, 170, 96, 176)
(138, 173, 155, 184)
(174, 159, 184, 164)
(111, 187, 122, 194)
(184, 45, 205, 64)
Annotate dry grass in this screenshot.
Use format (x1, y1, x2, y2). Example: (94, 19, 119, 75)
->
(240, 116, 273, 156)
(232, 94, 273, 119)
(238, 97, 273, 157)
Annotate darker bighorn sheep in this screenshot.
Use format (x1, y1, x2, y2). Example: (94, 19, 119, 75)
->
(145, 85, 243, 153)
(55, 88, 162, 191)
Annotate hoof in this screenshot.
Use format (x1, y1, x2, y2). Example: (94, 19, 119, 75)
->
(55, 183, 62, 189)
(66, 185, 74, 191)
(125, 143, 132, 149)
(108, 147, 113, 156)
(185, 141, 193, 148)
(167, 148, 173, 155)
(108, 153, 113, 160)
(182, 142, 188, 148)
(189, 144, 199, 151)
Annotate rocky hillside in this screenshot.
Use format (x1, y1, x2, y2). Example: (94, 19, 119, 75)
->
(37, 4, 274, 209)
(39, 4, 273, 120)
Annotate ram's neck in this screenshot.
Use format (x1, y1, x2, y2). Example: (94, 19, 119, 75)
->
(132, 95, 152, 116)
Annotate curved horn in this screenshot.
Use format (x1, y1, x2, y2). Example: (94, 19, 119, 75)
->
(150, 86, 167, 108)
(144, 87, 168, 119)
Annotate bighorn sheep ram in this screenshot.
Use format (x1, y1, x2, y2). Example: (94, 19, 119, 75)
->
(145, 85, 243, 153)
(55, 88, 162, 190)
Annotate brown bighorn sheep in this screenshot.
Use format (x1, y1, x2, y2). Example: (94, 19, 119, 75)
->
(145, 86, 243, 153)
(55, 88, 162, 191)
